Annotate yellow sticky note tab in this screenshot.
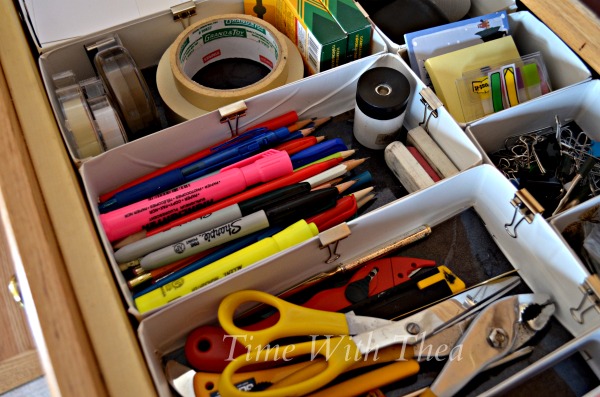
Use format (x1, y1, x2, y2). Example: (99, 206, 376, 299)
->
(502, 64, 519, 107)
(424, 36, 520, 122)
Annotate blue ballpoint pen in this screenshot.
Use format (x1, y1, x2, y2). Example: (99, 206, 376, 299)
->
(132, 226, 283, 297)
(99, 128, 294, 213)
(290, 137, 348, 169)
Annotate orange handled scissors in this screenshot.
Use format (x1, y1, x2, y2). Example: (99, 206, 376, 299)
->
(216, 275, 522, 397)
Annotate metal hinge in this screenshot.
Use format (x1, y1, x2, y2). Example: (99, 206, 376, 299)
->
(504, 189, 544, 238)
(570, 274, 600, 324)
(418, 87, 442, 133)
(171, 1, 196, 28)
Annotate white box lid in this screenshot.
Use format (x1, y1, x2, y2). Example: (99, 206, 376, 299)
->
(19, 0, 189, 47)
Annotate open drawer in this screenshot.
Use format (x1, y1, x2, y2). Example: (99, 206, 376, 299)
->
(2, 0, 600, 396)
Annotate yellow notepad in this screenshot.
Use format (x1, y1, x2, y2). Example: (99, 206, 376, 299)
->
(424, 35, 520, 123)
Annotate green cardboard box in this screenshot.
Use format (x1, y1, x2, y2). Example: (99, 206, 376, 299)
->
(269, 0, 348, 74)
(318, 0, 371, 62)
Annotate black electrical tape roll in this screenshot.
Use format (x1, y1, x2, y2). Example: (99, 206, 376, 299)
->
(355, 67, 410, 121)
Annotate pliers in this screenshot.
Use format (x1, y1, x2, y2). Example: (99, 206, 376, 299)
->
(420, 293, 555, 397)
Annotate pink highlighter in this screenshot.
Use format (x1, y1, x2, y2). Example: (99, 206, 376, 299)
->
(100, 150, 293, 242)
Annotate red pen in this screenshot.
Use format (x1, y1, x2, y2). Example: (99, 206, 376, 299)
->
(99, 112, 300, 203)
(275, 136, 325, 155)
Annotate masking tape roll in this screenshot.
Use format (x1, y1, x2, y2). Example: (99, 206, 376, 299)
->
(95, 46, 161, 139)
(158, 14, 303, 122)
(56, 85, 103, 159)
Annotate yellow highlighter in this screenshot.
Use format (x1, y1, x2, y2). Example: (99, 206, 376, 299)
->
(135, 220, 319, 313)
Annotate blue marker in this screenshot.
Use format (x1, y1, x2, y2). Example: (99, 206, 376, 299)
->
(290, 138, 348, 169)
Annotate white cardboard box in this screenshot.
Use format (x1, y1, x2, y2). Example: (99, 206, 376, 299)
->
(466, 80, 600, 168)
(79, 52, 482, 319)
(36, 0, 388, 162)
(138, 164, 600, 396)
(395, 11, 591, 128)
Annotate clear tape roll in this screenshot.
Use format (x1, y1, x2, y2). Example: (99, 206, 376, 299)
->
(56, 85, 103, 159)
(55, 75, 129, 159)
(95, 46, 160, 139)
(157, 14, 304, 122)
(88, 96, 128, 151)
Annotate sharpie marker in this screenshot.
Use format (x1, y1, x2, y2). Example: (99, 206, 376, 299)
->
(135, 220, 319, 313)
(113, 182, 313, 263)
(100, 150, 293, 242)
(99, 127, 303, 213)
(138, 187, 339, 269)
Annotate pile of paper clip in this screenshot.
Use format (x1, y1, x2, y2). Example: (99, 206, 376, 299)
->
(491, 115, 599, 216)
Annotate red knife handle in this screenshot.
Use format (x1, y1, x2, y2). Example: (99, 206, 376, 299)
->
(300, 257, 436, 312)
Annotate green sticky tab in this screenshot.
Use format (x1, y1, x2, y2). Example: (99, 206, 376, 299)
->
(521, 63, 541, 86)
(490, 71, 504, 112)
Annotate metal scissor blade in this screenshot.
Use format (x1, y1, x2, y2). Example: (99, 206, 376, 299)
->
(165, 360, 195, 397)
(351, 275, 521, 353)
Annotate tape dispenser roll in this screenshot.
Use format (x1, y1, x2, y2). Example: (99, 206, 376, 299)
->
(157, 14, 304, 122)
(54, 72, 129, 160)
(95, 45, 161, 139)
(88, 96, 128, 151)
(56, 84, 104, 159)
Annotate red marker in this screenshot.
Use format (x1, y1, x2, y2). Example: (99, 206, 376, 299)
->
(242, 111, 298, 132)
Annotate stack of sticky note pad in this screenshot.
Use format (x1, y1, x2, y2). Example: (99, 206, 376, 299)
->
(405, 11, 551, 123)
